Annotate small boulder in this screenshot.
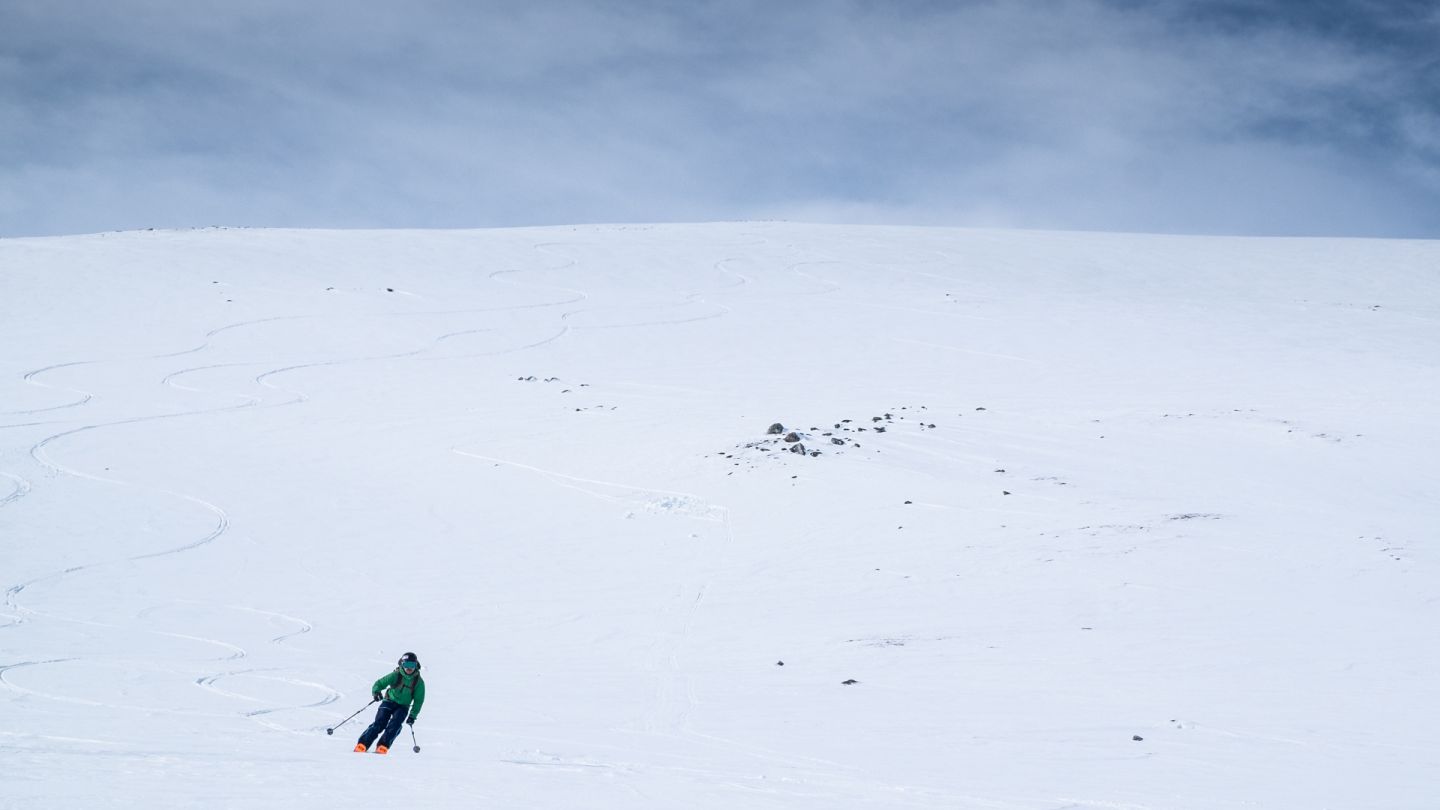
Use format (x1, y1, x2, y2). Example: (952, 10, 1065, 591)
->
(783, 432, 801, 442)
(767, 423, 786, 435)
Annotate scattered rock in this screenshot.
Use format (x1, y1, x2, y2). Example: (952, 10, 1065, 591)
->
(1002, 491, 1011, 495)
(767, 423, 786, 435)
(874, 426, 886, 433)
(1132, 735, 1144, 742)
(841, 679, 859, 685)
(386, 287, 395, 292)
(783, 432, 801, 442)
(872, 416, 883, 422)
(788, 443, 807, 455)
(831, 438, 845, 445)
(776, 661, 785, 666)
(904, 500, 913, 504)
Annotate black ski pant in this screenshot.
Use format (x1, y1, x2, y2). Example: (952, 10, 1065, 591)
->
(358, 700, 408, 749)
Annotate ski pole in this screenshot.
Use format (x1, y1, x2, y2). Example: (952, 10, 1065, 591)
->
(326, 698, 377, 735)
(409, 724, 421, 753)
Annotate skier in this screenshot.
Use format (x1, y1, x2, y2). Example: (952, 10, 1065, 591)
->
(354, 652, 426, 754)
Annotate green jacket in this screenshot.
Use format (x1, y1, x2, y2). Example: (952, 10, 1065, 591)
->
(373, 670, 426, 720)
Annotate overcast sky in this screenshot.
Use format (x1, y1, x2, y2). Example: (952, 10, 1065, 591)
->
(2, 0, 1437, 238)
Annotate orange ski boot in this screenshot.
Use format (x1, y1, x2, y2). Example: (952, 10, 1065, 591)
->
(376, 745, 389, 755)
(354, 743, 367, 753)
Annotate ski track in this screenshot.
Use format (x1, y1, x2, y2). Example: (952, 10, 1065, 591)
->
(228, 604, 315, 646)
(451, 449, 726, 522)
(2, 315, 308, 418)
(195, 668, 341, 732)
(788, 260, 845, 296)
(0, 469, 30, 508)
(5, 361, 97, 416)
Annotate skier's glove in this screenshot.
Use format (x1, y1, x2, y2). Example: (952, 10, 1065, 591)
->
(406, 716, 416, 726)
(372, 692, 383, 703)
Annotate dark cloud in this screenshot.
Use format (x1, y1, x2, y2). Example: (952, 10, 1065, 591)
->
(1, 0, 1436, 237)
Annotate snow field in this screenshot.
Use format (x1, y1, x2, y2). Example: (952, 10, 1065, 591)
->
(1, 224, 1437, 808)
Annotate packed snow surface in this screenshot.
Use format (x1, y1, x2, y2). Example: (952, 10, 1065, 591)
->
(2, 223, 1437, 808)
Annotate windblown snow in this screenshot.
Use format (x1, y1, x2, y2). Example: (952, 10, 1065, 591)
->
(2, 223, 1437, 808)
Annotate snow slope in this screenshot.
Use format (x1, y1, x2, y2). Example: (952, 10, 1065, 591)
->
(1, 223, 1437, 809)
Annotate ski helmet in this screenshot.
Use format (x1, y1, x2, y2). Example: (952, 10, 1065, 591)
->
(398, 652, 421, 671)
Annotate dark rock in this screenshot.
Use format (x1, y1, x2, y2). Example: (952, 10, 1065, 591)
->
(1003, 491, 1011, 495)
(767, 423, 786, 435)
(788, 443, 807, 455)
(831, 438, 845, 445)
(783, 432, 800, 442)
(809, 451, 820, 457)
(777, 661, 785, 666)
(874, 426, 886, 433)
(842, 679, 859, 685)
(904, 500, 913, 504)
(1132, 735, 1144, 742)
(872, 416, 883, 422)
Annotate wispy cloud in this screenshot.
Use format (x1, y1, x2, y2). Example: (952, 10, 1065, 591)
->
(2, 0, 1436, 237)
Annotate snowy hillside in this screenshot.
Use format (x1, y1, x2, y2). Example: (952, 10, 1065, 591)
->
(2, 223, 1437, 809)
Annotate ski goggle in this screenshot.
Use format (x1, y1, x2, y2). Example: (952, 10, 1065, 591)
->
(400, 661, 419, 670)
